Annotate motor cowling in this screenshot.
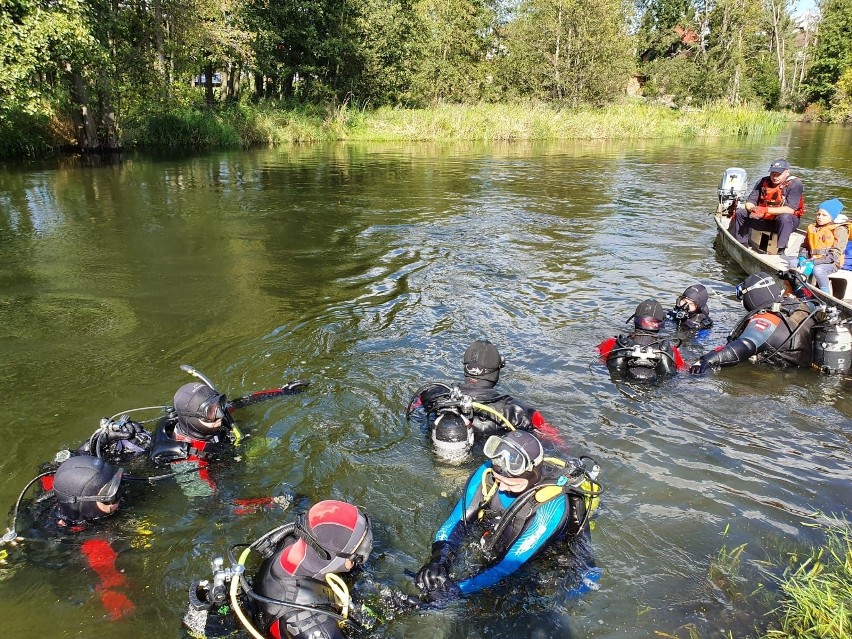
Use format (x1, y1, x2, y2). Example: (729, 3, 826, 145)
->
(812, 323, 852, 374)
(717, 168, 749, 214)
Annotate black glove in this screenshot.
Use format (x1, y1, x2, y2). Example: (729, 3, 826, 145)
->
(415, 541, 455, 592)
(689, 358, 709, 375)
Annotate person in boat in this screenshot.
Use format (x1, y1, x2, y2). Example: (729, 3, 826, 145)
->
(414, 430, 601, 600)
(185, 500, 375, 639)
(731, 158, 805, 255)
(689, 271, 821, 373)
(597, 299, 686, 381)
(407, 339, 557, 462)
(787, 198, 849, 293)
(2, 455, 137, 620)
(667, 284, 713, 331)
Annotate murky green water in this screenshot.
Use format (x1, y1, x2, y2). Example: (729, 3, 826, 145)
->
(1, 125, 850, 639)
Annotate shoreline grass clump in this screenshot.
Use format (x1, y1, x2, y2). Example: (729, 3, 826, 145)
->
(762, 520, 852, 639)
(2, 100, 792, 158)
(117, 100, 791, 151)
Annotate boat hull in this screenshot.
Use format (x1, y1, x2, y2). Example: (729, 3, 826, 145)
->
(713, 213, 852, 317)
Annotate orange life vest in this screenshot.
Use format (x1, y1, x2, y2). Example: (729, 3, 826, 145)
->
(757, 176, 805, 219)
(806, 222, 849, 268)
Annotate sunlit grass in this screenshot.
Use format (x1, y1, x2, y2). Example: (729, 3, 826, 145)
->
(114, 100, 790, 151)
(1, 99, 792, 156)
(761, 519, 852, 639)
(340, 101, 789, 141)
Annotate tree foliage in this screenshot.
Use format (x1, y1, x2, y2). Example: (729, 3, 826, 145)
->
(804, 0, 852, 106)
(1, 0, 851, 154)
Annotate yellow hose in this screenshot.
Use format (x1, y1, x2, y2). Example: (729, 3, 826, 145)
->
(325, 573, 351, 620)
(480, 467, 499, 503)
(470, 402, 515, 431)
(231, 547, 266, 639)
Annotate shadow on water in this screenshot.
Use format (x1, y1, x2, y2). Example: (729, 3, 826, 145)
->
(1, 125, 851, 638)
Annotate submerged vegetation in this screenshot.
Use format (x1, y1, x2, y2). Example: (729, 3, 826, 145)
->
(700, 522, 852, 639)
(761, 520, 852, 639)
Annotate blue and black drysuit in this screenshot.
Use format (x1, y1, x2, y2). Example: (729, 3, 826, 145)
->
(422, 459, 597, 596)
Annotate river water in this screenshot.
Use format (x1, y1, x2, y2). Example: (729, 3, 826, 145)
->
(0, 124, 850, 639)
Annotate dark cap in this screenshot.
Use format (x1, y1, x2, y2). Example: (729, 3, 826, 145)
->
(463, 339, 505, 387)
(768, 158, 790, 173)
(53, 455, 123, 521)
(632, 299, 666, 332)
(736, 272, 783, 311)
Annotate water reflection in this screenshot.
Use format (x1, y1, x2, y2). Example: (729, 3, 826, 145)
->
(0, 125, 850, 639)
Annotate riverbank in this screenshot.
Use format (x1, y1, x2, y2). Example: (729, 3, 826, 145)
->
(1, 101, 790, 159)
(130, 101, 791, 147)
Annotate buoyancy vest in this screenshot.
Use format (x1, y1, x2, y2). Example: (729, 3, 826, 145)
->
(149, 418, 224, 463)
(478, 459, 601, 558)
(605, 332, 680, 380)
(254, 537, 342, 637)
(806, 222, 848, 268)
(757, 176, 805, 219)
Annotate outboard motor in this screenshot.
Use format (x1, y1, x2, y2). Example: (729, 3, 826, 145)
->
(812, 322, 852, 375)
(717, 168, 749, 215)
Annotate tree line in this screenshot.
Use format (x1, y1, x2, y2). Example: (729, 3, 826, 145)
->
(1, 0, 850, 153)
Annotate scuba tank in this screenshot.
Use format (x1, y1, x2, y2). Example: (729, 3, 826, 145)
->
(717, 168, 749, 215)
(811, 322, 852, 374)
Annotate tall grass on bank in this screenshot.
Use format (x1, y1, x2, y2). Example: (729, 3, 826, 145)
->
(762, 520, 852, 639)
(2, 100, 791, 158)
(344, 101, 790, 141)
(121, 100, 789, 150)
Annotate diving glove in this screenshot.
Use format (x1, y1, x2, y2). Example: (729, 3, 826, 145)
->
(415, 541, 455, 592)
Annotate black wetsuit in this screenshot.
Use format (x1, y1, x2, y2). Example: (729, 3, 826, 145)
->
(419, 381, 545, 436)
(253, 535, 349, 639)
(597, 331, 684, 381)
(693, 298, 819, 370)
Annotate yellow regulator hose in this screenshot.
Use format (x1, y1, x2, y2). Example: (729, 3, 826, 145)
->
(470, 402, 515, 431)
(231, 547, 266, 639)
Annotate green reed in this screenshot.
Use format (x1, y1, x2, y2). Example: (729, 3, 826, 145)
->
(762, 521, 852, 639)
(118, 100, 790, 150)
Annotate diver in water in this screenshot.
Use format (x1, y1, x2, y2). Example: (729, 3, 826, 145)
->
(185, 500, 375, 639)
(689, 271, 822, 373)
(667, 284, 713, 331)
(2, 455, 136, 620)
(597, 299, 686, 381)
(144, 369, 306, 500)
(147, 382, 235, 496)
(407, 339, 557, 462)
(414, 431, 601, 600)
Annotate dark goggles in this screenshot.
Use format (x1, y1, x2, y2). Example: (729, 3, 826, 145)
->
(343, 513, 373, 566)
(198, 393, 226, 422)
(484, 435, 533, 477)
(736, 276, 774, 301)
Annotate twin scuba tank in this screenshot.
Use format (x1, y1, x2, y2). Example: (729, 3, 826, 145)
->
(812, 321, 852, 375)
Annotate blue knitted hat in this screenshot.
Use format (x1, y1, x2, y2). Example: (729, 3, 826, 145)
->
(818, 198, 844, 221)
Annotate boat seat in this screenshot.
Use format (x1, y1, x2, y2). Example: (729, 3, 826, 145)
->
(749, 229, 779, 255)
(828, 271, 852, 301)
